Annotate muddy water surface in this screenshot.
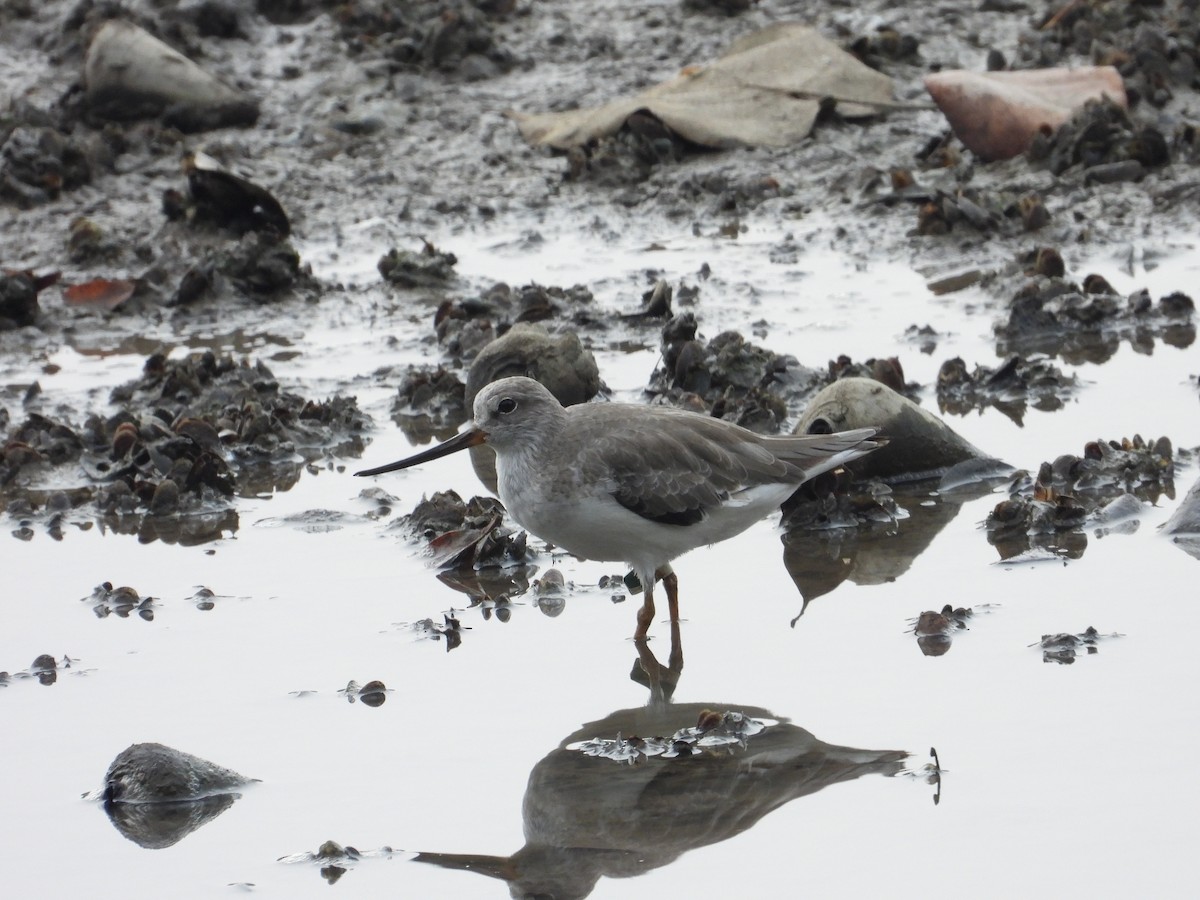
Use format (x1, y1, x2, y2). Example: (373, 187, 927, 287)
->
(5, 219, 1199, 898)
(4, 0, 1200, 896)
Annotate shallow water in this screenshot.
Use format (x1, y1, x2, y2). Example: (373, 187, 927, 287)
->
(4, 209, 1199, 898)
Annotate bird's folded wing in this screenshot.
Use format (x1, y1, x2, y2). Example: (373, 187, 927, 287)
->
(572, 416, 788, 523)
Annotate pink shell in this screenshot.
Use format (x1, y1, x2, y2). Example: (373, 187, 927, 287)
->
(924, 67, 1127, 162)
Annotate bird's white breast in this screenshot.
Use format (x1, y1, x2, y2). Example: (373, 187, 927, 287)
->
(496, 446, 796, 570)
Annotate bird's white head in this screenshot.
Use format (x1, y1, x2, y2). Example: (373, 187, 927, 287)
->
(354, 376, 565, 478)
(469, 376, 566, 454)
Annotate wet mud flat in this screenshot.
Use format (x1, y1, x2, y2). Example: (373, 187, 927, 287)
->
(3, 1, 1200, 899)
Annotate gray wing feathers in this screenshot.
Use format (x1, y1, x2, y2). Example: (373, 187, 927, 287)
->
(762, 427, 880, 476)
(565, 408, 878, 521)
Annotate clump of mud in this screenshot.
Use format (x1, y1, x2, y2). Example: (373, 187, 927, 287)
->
(1036, 626, 1121, 665)
(937, 354, 1077, 424)
(1022, 2, 1200, 112)
(996, 276, 1194, 364)
(399, 487, 526, 567)
(649, 313, 828, 431)
(780, 473, 899, 532)
(334, 0, 522, 80)
(378, 241, 460, 289)
(0, 652, 70, 687)
(912, 604, 974, 657)
(2, 350, 370, 542)
(433, 281, 601, 363)
(986, 434, 1174, 559)
(389, 365, 467, 443)
(1029, 97, 1171, 181)
(82, 581, 157, 620)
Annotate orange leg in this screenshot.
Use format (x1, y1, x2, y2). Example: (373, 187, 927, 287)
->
(634, 582, 655, 640)
(634, 566, 679, 638)
(661, 569, 680, 623)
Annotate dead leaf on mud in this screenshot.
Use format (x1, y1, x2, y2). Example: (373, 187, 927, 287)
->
(63, 278, 136, 310)
(426, 511, 504, 568)
(511, 23, 894, 150)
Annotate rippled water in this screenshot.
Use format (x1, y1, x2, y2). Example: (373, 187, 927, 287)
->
(4, 214, 1199, 899)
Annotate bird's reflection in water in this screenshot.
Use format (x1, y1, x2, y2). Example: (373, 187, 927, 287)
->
(630, 620, 684, 703)
(414, 627, 912, 899)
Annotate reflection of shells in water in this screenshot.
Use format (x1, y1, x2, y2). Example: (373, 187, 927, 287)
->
(105, 793, 238, 849)
(567, 711, 778, 762)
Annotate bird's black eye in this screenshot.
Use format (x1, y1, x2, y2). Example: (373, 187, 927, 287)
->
(497, 397, 517, 414)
